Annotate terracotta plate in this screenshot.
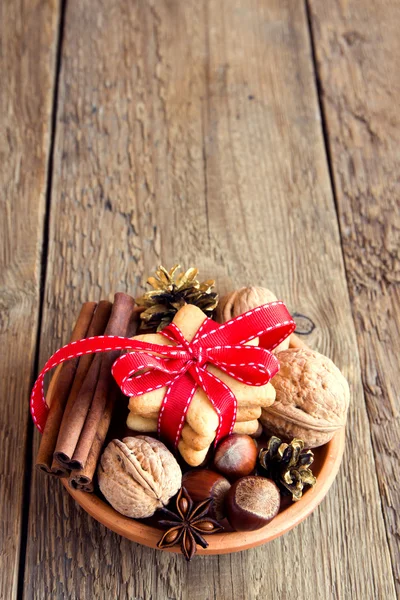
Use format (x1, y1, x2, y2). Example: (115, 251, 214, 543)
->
(61, 429, 345, 554)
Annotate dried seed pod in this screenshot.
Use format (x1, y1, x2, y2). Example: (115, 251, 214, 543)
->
(195, 520, 217, 532)
(164, 528, 181, 544)
(179, 497, 189, 516)
(157, 487, 224, 561)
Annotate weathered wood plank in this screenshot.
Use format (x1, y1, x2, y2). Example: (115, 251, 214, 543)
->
(0, 1, 60, 597)
(307, 0, 400, 593)
(24, 0, 396, 598)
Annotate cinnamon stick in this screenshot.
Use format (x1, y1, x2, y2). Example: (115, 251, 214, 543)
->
(69, 307, 140, 491)
(35, 302, 97, 475)
(54, 300, 112, 464)
(71, 293, 136, 470)
(68, 389, 117, 492)
(50, 456, 70, 478)
(53, 354, 102, 467)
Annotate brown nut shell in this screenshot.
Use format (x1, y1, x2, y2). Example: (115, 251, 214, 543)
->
(98, 436, 182, 519)
(216, 287, 278, 322)
(260, 348, 350, 448)
(182, 469, 231, 521)
(216, 287, 289, 352)
(213, 434, 258, 481)
(226, 476, 280, 531)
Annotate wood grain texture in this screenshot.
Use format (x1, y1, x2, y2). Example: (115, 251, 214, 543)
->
(23, 0, 396, 599)
(0, 1, 60, 597)
(307, 0, 400, 594)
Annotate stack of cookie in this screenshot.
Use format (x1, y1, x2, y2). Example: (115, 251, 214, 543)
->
(126, 305, 276, 466)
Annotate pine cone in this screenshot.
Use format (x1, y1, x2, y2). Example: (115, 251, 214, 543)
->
(136, 265, 219, 332)
(258, 436, 316, 501)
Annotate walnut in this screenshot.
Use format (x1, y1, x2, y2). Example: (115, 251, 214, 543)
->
(216, 287, 290, 352)
(98, 436, 182, 518)
(260, 348, 350, 447)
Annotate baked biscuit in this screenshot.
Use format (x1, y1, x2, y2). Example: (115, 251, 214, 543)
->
(127, 305, 276, 465)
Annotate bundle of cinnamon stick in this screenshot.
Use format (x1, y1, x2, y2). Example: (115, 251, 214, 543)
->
(36, 293, 138, 492)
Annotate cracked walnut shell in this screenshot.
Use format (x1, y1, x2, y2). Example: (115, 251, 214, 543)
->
(216, 286, 278, 322)
(260, 348, 350, 448)
(216, 287, 290, 352)
(98, 436, 182, 519)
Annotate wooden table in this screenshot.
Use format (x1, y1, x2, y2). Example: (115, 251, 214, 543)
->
(1, 1, 399, 598)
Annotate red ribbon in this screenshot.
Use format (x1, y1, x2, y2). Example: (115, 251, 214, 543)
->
(30, 301, 295, 447)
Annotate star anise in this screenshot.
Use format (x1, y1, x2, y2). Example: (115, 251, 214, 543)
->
(156, 487, 224, 561)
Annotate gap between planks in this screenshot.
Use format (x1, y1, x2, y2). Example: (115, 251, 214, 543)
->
(304, 0, 398, 592)
(16, 2, 67, 599)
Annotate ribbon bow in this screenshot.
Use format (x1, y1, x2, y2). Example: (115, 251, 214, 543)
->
(30, 302, 295, 447)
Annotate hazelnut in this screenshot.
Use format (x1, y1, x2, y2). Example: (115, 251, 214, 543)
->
(182, 469, 231, 521)
(225, 476, 280, 531)
(213, 434, 258, 481)
(260, 348, 350, 447)
(98, 436, 182, 518)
